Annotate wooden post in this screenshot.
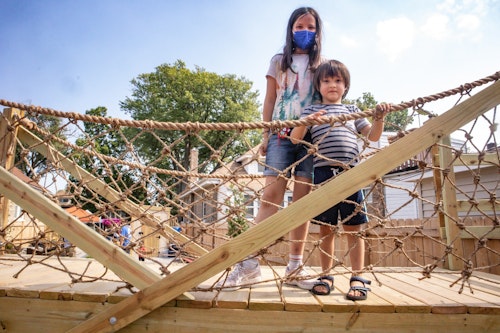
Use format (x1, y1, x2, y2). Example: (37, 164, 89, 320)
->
(438, 135, 464, 270)
(0, 108, 23, 229)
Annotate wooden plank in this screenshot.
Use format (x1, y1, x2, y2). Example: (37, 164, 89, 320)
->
(214, 289, 249, 309)
(282, 284, 322, 312)
(17, 126, 208, 257)
(439, 135, 464, 270)
(176, 290, 217, 309)
(401, 272, 500, 314)
(459, 226, 500, 239)
(334, 274, 395, 313)
(457, 199, 499, 213)
(67, 80, 500, 333)
(248, 282, 284, 311)
(453, 153, 499, 166)
(0, 108, 23, 229)
(377, 272, 468, 314)
(3, 296, 500, 333)
(0, 166, 161, 290)
(310, 273, 359, 313)
(354, 272, 431, 313)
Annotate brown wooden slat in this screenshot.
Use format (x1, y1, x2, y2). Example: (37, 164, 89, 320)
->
(401, 272, 500, 314)
(377, 272, 468, 314)
(334, 274, 396, 313)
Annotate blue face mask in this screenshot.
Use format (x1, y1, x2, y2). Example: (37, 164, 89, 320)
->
(293, 30, 316, 50)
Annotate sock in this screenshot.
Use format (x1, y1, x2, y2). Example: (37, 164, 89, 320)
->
(242, 257, 259, 269)
(288, 254, 303, 270)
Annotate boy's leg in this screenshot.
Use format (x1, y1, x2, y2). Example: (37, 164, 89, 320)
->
(309, 224, 335, 295)
(344, 224, 366, 298)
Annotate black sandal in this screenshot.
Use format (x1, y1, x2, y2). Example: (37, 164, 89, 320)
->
(311, 276, 334, 295)
(346, 276, 371, 301)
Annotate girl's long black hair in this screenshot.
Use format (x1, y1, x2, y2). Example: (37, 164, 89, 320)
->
(281, 7, 323, 73)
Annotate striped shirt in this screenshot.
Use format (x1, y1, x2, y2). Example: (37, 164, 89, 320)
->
(301, 103, 370, 167)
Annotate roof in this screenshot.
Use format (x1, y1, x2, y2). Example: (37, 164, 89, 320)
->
(11, 167, 45, 192)
(65, 206, 100, 223)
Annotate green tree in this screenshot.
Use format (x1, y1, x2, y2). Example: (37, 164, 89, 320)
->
(15, 114, 67, 177)
(225, 185, 249, 238)
(120, 60, 261, 194)
(72, 107, 147, 213)
(345, 92, 411, 131)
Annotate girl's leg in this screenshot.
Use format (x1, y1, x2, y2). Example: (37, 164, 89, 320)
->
(254, 176, 288, 224)
(288, 176, 312, 256)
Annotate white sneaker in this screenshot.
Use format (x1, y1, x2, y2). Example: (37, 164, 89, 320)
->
(285, 266, 318, 290)
(216, 260, 262, 291)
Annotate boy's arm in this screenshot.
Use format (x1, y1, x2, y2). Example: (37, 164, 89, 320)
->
(290, 109, 327, 144)
(363, 103, 391, 141)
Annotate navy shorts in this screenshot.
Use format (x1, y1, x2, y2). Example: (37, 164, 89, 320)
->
(263, 133, 313, 179)
(313, 166, 368, 226)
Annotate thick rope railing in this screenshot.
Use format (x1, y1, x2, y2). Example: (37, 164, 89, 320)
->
(1, 71, 498, 131)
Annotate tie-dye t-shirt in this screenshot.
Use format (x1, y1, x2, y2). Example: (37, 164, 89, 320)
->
(266, 53, 317, 121)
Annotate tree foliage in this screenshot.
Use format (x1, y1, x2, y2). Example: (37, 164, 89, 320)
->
(345, 92, 411, 131)
(15, 113, 67, 177)
(120, 60, 261, 177)
(72, 107, 147, 213)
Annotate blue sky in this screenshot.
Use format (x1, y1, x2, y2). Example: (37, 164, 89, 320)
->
(1, 0, 499, 130)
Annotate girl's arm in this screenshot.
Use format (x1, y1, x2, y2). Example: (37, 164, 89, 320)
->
(260, 76, 277, 156)
(290, 125, 308, 144)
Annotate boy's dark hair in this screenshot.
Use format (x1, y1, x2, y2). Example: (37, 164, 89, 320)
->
(281, 7, 323, 73)
(313, 59, 351, 99)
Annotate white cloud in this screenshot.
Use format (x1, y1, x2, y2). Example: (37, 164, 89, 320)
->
(339, 35, 359, 48)
(437, 0, 490, 39)
(421, 13, 450, 40)
(376, 17, 416, 62)
(455, 14, 482, 40)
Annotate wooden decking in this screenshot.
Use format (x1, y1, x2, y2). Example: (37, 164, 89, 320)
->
(0, 255, 499, 332)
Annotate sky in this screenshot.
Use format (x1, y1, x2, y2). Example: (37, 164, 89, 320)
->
(1, 0, 499, 143)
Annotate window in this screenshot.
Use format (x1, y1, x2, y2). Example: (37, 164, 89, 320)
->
(244, 194, 256, 219)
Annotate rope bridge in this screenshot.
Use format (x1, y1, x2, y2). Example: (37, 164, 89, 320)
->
(0, 72, 499, 310)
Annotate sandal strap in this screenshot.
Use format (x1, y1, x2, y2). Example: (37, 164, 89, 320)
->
(350, 276, 371, 286)
(318, 275, 334, 282)
(349, 286, 371, 293)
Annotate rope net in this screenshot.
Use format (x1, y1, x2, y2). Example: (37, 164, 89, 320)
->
(0, 72, 499, 295)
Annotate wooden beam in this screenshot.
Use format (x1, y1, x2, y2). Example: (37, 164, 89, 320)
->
(67, 79, 500, 333)
(439, 135, 463, 270)
(16, 126, 208, 257)
(0, 108, 23, 229)
(453, 153, 499, 166)
(459, 226, 500, 239)
(0, 166, 160, 289)
(457, 199, 499, 212)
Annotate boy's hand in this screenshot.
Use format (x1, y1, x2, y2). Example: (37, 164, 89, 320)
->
(374, 103, 391, 121)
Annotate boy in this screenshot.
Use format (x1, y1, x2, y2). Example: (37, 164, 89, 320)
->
(290, 59, 391, 300)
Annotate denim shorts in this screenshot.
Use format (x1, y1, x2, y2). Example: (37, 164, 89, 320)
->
(312, 166, 368, 226)
(263, 133, 313, 179)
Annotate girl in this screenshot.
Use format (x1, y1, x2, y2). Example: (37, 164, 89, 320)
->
(217, 7, 324, 290)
